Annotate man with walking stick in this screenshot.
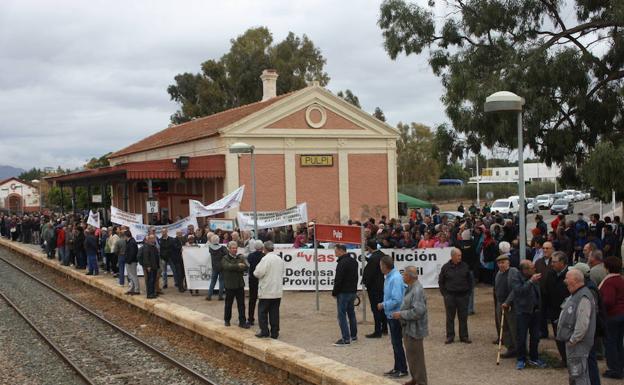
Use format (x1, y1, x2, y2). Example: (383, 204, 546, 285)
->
(495, 254, 520, 360)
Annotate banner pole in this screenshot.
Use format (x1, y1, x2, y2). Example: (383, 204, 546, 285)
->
(314, 224, 320, 311)
(360, 225, 367, 322)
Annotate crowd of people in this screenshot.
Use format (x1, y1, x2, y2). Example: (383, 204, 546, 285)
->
(1, 204, 623, 385)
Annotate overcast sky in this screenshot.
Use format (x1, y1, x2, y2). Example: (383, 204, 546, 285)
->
(0, 0, 446, 170)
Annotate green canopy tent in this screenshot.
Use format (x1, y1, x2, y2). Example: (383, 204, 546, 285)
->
(397, 192, 433, 209)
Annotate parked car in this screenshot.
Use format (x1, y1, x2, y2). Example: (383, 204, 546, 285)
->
(440, 211, 466, 221)
(550, 199, 574, 215)
(574, 191, 584, 201)
(527, 197, 539, 213)
(536, 194, 554, 209)
(491, 199, 519, 214)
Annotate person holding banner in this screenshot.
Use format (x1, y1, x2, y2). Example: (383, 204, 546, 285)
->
(207, 235, 227, 301)
(253, 241, 284, 339)
(332, 244, 359, 347)
(221, 241, 250, 328)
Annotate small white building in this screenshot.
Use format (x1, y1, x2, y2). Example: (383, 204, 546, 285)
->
(0, 177, 40, 214)
(469, 163, 560, 184)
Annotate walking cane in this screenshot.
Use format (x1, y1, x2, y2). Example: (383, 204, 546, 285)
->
(496, 307, 505, 365)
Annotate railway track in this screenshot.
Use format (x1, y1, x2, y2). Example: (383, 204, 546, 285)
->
(0, 254, 219, 385)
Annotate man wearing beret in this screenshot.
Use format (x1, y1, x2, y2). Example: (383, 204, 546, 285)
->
(495, 254, 521, 358)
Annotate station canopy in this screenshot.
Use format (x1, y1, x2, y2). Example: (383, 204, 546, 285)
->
(397, 192, 433, 209)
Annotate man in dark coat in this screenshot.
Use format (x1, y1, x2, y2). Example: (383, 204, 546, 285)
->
(438, 247, 473, 343)
(221, 241, 249, 328)
(170, 230, 185, 292)
(362, 240, 387, 337)
(247, 240, 265, 326)
(332, 244, 359, 346)
(141, 234, 160, 299)
(543, 251, 570, 367)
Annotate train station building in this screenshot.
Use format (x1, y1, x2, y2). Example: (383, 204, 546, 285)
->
(47, 70, 399, 224)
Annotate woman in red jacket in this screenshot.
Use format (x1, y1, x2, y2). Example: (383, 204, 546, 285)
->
(56, 224, 66, 264)
(599, 256, 624, 379)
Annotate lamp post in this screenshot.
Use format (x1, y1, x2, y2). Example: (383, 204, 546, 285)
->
(485, 91, 526, 259)
(229, 142, 258, 239)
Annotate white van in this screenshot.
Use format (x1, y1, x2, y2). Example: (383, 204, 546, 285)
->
(492, 198, 519, 214)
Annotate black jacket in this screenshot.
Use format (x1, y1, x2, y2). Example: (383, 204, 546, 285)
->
(125, 237, 138, 264)
(332, 254, 359, 296)
(362, 250, 385, 292)
(209, 245, 228, 273)
(170, 237, 183, 264)
(543, 267, 569, 318)
(140, 243, 160, 270)
(158, 236, 174, 262)
(438, 260, 473, 296)
(84, 234, 98, 256)
(247, 251, 264, 284)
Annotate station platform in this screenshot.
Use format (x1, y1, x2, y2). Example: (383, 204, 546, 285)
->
(2, 238, 618, 385)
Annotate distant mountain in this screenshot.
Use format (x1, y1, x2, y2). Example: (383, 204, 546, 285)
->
(0, 165, 25, 180)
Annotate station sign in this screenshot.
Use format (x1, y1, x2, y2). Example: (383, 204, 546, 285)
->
(300, 154, 333, 167)
(314, 224, 361, 245)
(146, 200, 159, 214)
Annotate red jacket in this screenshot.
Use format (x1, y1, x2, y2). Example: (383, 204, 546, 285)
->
(600, 274, 624, 318)
(56, 228, 65, 248)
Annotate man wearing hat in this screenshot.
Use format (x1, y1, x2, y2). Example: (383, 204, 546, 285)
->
(496, 253, 520, 358)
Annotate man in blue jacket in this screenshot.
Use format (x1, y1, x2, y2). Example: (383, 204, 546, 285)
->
(378, 254, 407, 378)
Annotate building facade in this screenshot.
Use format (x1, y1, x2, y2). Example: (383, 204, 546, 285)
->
(469, 163, 560, 184)
(0, 177, 40, 214)
(47, 71, 399, 224)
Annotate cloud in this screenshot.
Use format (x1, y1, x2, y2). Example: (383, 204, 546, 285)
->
(0, 0, 445, 170)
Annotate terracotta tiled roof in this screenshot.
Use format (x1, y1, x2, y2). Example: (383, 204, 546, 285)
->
(110, 93, 293, 158)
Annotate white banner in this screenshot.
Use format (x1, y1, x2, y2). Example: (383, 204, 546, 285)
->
(110, 206, 144, 226)
(237, 203, 308, 230)
(129, 216, 198, 243)
(87, 210, 100, 228)
(189, 186, 245, 217)
(180, 246, 451, 290)
(182, 245, 215, 290)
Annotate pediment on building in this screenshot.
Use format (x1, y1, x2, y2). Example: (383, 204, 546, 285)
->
(219, 86, 399, 139)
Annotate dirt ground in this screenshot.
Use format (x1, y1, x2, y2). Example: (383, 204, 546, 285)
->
(161, 283, 618, 385)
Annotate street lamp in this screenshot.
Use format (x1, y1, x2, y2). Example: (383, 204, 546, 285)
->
(485, 91, 526, 260)
(229, 142, 258, 239)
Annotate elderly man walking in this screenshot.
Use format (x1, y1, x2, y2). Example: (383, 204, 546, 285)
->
(438, 247, 473, 344)
(557, 269, 597, 385)
(496, 254, 520, 358)
(392, 266, 428, 385)
(253, 241, 284, 339)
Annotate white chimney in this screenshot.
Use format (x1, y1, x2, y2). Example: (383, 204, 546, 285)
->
(260, 69, 278, 101)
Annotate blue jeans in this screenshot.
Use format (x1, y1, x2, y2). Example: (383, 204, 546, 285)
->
(605, 313, 624, 376)
(336, 293, 357, 342)
(87, 253, 98, 274)
(117, 255, 126, 285)
(57, 247, 66, 264)
(208, 270, 224, 298)
(516, 311, 541, 362)
(388, 318, 407, 372)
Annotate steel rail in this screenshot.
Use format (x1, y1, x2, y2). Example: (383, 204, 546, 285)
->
(0, 290, 96, 385)
(0, 254, 218, 385)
